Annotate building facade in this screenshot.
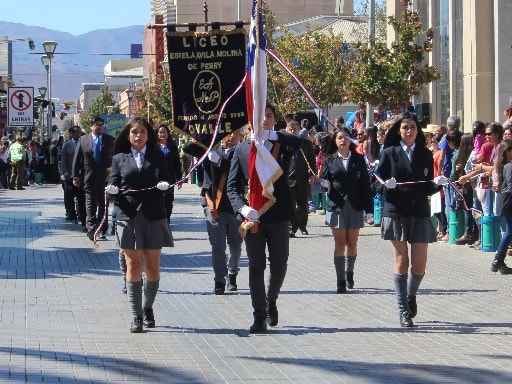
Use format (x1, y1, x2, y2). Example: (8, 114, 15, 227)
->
(388, 0, 512, 128)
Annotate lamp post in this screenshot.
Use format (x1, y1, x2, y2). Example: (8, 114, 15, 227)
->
(42, 41, 57, 140)
(38, 86, 47, 141)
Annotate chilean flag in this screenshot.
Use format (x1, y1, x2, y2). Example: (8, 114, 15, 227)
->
(243, 0, 282, 234)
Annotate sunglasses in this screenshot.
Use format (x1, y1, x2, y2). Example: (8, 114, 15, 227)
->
(485, 132, 493, 136)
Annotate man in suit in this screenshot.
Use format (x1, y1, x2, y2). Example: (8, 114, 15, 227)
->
(60, 125, 85, 226)
(287, 121, 317, 237)
(72, 116, 114, 240)
(227, 103, 302, 334)
(202, 129, 243, 295)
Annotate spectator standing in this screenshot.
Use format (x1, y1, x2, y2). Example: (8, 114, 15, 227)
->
(8, 136, 26, 190)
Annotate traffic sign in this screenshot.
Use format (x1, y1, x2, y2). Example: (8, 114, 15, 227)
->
(8, 87, 34, 126)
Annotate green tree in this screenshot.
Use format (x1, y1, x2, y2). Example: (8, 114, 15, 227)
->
(267, 25, 352, 117)
(80, 85, 119, 132)
(343, 6, 439, 111)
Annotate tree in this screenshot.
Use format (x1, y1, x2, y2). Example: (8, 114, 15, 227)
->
(80, 85, 119, 132)
(267, 26, 352, 116)
(345, 6, 440, 111)
(135, 72, 173, 129)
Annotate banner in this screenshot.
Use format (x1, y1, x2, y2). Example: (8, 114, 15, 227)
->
(166, 28, 248, 156)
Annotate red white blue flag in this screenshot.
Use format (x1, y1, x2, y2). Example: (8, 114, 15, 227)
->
(242, 0, 282, 235)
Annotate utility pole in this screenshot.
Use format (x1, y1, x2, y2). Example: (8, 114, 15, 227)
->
(366, 0, 375, 128)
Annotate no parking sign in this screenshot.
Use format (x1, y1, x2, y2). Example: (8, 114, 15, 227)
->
(7, 87, 34, 126)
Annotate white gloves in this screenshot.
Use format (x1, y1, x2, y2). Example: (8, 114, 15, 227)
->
(319, 179, 330, 188)
(157, 181, 170, 191)
(433, 175, 449, 186)
(240, 205, 259, 221)
(207, 151, 221, 164)
(252, 130, 278, 141)
(384, 177, 397, 189)
(105, 185, 119, 195)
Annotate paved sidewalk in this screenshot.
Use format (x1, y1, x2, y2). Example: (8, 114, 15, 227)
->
(1, 182, 512, 383)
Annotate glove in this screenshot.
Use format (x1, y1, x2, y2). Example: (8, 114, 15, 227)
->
(156, 181, 170, 191)
(207, 151, 221, 164)
(434, 175, 449, 186)
(384, 177, 397, 189)
(105, 184, 119, 195)
(319, 179, 330, 188)
(240, 205, 259, 221)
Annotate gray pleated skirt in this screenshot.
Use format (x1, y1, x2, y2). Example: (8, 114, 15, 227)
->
(116, 210, 174, 249)
(381, 216, 437, 243)
(325, 199, 364, 229)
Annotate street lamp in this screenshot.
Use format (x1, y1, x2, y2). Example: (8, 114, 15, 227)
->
(38, 86, 47, 140)
(42, 41, 57, 139)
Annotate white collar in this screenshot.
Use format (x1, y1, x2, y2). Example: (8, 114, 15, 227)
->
(400, 141, 415, 152)
(131, 146, 146, 156)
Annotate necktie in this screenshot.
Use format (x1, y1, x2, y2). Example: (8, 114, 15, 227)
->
(94, 136, 101, 163)
(135, 151, 143, 170)
(406, 147, 412, 163)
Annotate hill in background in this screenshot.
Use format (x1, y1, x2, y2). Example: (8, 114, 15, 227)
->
(0, 21, 144, 102)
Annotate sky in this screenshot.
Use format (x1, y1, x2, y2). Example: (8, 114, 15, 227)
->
(0, 0, 152, 35)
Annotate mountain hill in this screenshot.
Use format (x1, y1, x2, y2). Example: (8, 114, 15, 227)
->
(0, 21, 144, 103)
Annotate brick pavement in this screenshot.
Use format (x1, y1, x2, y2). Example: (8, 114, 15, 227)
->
(1, 182, 512, 383)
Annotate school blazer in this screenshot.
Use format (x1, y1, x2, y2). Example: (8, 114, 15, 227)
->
(375, 144, 440, 218)
(322, 151, 373, 213)
(227, 132, 302, 224)
(109, 147, 171, 221)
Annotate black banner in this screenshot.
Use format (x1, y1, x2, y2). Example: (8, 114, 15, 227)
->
(166, 28, 248, 156)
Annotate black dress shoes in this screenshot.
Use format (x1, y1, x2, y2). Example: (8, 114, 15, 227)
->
(407, 295, 417, 318)
(87, 230, 95, 241)
(227, 275, 237, 291)
(143, 307, 155, 328)
(346, 272, 354, 289)
(399, 311, 414, 327)
(214, 282, 225, 295)
(300, 228, 308, 235)
(267, 301, 278, 327)
(337, 280, 347, 294)
(130, 316, 143, 333)
(249, 318, 267, 334)
(289, 231, 296, 238)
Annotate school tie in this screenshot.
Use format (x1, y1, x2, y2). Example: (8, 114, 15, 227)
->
(406, 146, 412, 163)
(94, 136, 101, 163)
(135, 151, 143, 170)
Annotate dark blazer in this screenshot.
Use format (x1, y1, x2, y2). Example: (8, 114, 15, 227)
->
(59, 139, 77, 179)
(289, 138, 317, 187)
(322, 151, 373, 213)
(202, 146, 236, 214)
(162, 138, 182, 184)
(375, 144, 439, 218)
(109, 147, 171, 221)
(72, 133, 114, 185)
(227, 132, 302, 224)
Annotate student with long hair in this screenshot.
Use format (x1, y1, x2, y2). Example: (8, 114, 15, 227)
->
(375, 111, 445, 327)
(322, 127, 373, 293)
(490, 140, 512, 274)
(106, 117, 173, 333)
